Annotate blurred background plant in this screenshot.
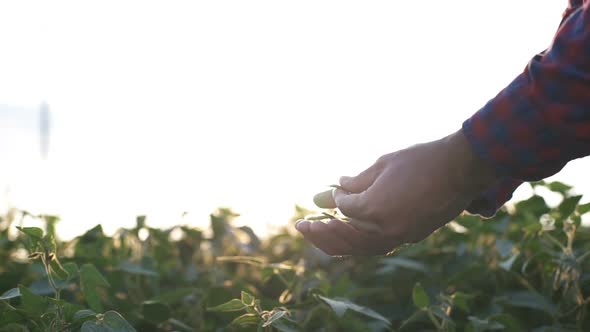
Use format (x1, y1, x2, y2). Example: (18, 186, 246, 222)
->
(2, 181, 590, 331)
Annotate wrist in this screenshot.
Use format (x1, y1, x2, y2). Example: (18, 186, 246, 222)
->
(443, 129, 499, 196)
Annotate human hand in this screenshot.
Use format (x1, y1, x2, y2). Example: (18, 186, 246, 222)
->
(295, 130, 498, 255)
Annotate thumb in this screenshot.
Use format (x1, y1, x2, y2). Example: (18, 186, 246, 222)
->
(339, 160, 383, 193)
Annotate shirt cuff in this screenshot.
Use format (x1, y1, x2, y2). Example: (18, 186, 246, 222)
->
(465, 177, 523, 217)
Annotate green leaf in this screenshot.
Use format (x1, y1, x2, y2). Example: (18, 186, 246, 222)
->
(80, 264, 110, 312)
(0, 309, 25, 326)
(149, 288, 195, 304)
(231, 313, 259, 327)
(18, 285, 48, 316)
(271, 318, 300, 332)
(168, 318, 193, 331)
(49, 258, 69, 280)
(467, 316, 504, 332)
(241, 291, 255, 306)
(530, 180, 546, 188)
(43, 233, 57, 253)
(430, 307, 454, 325)
(262, 310, 286, 327)
(81, 311, 136, 332)
(399, 309, 428, 330)
(16, 227, 44, 251)
(451, 292, 474, 313)
(141, 301, 171, 324)
(74, 309, 97, 322)
(516, 195, 550, 217)
(261, 266, 274, 282)
(63, 262, 79, 279)
(578, 202, 590, 215)
(305, 214, 330, 221)
(546, 181, 572, 194)
(524, 222, 542, 233)
(0, 288, 21, 301)
(0, 323, 29, 332)
(118, 261, 158, 277)
(377, 257, 428, 274)
(497, 291, 557, 316)
(16, 227, 43, 239)
(80, 264, 110, 286)
(207, 299, 248, 312)
(558, 195, 582, 219)
(412, 283, 429, 309)
(79, 224, 104, 241)
(216, 256, 266, 266)
(315, 295, 390, 326)
(27, 278, 68, 296)
(60, 301, 86, 322)
(454, 214, 481, 228)
(488, 314, 524, 332)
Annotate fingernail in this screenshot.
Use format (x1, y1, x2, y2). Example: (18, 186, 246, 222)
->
(295, 219, 304, 230)
(295, 220, 310, 232)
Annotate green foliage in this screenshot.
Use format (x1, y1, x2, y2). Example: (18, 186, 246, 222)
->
(141, 301, 171, 324)
(2, 184, 590, 331)
(79, 264, 110, 312)
(412, 283, 430, 309)
(80, 311, 135, 332)
(315, 294, 391, 327)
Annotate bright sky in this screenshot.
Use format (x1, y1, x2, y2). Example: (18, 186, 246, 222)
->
(1, 0, 585, 239)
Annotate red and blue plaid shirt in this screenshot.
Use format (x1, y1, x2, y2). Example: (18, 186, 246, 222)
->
(463, 0, 590, 216)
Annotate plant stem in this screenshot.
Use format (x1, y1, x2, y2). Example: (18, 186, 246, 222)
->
(426, 309, 442, 331)
(42, 252, 64, 331)
(544, 233, 565, 250)
(576, 249, 590, 263)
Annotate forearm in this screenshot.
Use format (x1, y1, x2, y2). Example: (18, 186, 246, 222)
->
(463, 3, 590, 181)
(456, 3, 590, 217)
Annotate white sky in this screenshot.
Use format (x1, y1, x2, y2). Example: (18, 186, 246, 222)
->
(1, 0, 585, 239)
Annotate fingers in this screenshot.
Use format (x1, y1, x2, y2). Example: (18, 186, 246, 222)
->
(326, 219, 381, 255)
(347, 218, 382, 233)
(335, 157, 385, 220)
(296, 219, 398, 256)
(329, 219, 402, 255)
(333, 189, 373, 220)
(295, 220, 354, 256)
(339, 159, 384, 193)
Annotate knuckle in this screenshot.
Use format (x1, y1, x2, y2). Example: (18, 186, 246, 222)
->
(376, 154, 390, 166)
(370, 197, 392, 217)
(358, 195, 378, 217)
(377, 151, 398, 164)
(364, 204, 380, 219)
(337, 203, 355, 218)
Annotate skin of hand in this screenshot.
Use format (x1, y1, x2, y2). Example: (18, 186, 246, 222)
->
(295, 130, 499, 256)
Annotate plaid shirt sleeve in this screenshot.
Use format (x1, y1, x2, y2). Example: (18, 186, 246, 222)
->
(463, 0, 590, 217)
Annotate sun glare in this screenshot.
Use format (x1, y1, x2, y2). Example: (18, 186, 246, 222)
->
(1, 0, 583, 239)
